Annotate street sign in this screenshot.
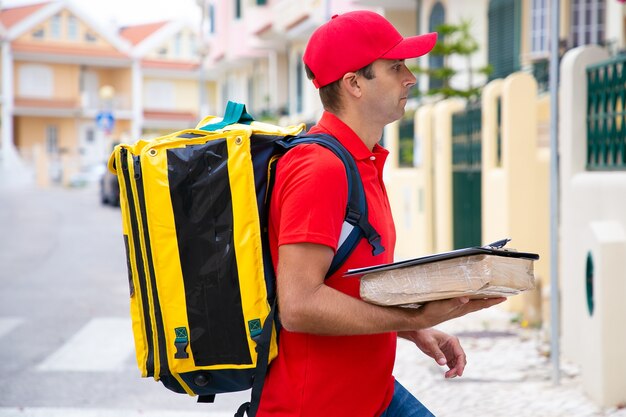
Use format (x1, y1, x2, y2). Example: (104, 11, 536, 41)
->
(96, 111, 115, 133)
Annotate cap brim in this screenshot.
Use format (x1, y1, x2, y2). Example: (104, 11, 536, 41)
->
(381, 32, 438, 60)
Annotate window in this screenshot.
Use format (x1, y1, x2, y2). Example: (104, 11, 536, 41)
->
(531, 0, 550, 55)
(50, 14, 62, 39)
(19, 64, 53, 98)
(145, 81, 175, 110)
(209, 4, 216, 33)
(295, 53, 304, 114)
(428, 2, 445, 90)
(32, 28, 45, 39)
(235, 0, 242, 19)
(67, 15, 78, 40)
(488, 0, 521, 80)
(247, 76, 255, 112)
(46, 125, 58, 154)
(174, 33, 182, 57)
(570, 0, 605, 47)
(85, 32, 97, 42)
(85, 128, 95, 143)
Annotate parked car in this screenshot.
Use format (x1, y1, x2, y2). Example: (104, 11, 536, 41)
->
(69, 164, 105, 188)
(100, 166, 120, 206)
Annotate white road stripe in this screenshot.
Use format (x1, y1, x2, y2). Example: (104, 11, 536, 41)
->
(36, 317, 134, 372)
(0, 407, 233, 417)
(0, 318, 23, 339)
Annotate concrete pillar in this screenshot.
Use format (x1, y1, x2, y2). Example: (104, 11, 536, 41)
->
(415, 104, 435, 256)
(559, 45, 609, 365)
(433, 98, 464, 253)
(581, 221, 626, 407)
(1, 40, 18, 167)
(559, 45, 626, 408)
(501, 72, 543, 325)
(33, 144, 49, 188)
(384, 120, 399, 170)
(481, 79, 507, 245)
(384, 106, 435, 260)
(131, 59, 143, 140)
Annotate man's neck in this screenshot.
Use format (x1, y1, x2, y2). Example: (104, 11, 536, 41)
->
(331, 110, 383, 151)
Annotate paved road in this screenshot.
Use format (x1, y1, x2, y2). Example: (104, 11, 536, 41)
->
(0, 182, 248, 416)
(0, 182, 624, 417)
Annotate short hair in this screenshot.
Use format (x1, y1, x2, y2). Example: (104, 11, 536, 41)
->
(304, 62, 375, 114)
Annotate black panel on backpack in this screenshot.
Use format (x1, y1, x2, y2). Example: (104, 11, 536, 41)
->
(167, 140, 252, 366)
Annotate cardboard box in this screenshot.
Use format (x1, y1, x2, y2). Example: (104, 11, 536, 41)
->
(346, 243, 539, 307)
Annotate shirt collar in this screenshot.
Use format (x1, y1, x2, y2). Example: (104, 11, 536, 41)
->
(309, 111, 389, 161)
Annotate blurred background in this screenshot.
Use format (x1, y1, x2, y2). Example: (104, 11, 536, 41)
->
(1, 0, 625, 416)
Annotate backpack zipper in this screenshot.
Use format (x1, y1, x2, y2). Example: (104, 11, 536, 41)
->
(132, 154, 170, 379)
(120, 148, 155, 377)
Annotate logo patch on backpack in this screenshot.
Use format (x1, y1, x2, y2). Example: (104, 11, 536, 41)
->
(248, 319, 262, 338)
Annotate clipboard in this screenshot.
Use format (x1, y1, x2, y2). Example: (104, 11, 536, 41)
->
(345, 238, 539, 277)
(346, 239, 540, 307)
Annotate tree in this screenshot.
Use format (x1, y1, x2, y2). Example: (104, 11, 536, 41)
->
(411, 20, 492, 100)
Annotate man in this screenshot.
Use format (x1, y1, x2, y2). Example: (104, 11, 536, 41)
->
(256, 10, 505, 417)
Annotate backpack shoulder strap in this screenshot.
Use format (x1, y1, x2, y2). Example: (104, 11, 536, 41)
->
(277, 133, 385, 277)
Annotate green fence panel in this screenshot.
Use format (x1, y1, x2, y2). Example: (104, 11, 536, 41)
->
(587, 56, 626, 170)
(451, 101, 483, 249)
(398, 116, 414, 167)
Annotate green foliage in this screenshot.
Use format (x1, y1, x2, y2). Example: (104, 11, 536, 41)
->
(398, 110, 416, 167)
(410, 19, 492, 100)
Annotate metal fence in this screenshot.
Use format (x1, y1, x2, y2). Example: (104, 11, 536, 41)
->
(587, 56, 626, 170)
(451, 100, 482, 249)
(398, 114, 415, 167)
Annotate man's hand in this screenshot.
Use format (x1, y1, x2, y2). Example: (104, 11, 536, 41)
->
(409, 296, 506, 330)
(399, 328, 466, 378)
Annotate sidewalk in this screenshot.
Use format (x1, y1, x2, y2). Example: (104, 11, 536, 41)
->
(394, 307, 626, 417)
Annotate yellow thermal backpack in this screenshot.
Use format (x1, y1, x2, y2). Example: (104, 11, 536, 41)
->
(107, 101, 384, 416)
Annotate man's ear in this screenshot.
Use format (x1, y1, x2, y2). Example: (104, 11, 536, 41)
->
(341, 72, 362, 98)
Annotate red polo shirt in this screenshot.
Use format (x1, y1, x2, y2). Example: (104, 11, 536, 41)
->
(257, 112, 397, 417)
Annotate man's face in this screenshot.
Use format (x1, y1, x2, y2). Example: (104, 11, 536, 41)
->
(359, 59, 417, 125)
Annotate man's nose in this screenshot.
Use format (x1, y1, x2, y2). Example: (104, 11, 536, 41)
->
(404, 70, 417, 88)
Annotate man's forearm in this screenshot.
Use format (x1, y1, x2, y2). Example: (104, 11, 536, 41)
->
(276, 243, 505, 336)
(278, 281, 417, 335)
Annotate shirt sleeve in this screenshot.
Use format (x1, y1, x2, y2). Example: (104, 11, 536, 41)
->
(270, 143, 348, 252)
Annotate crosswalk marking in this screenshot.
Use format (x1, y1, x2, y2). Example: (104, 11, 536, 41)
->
(0, 318, 23, 339)
(37, 317, 134, 372)
(0, 407, 234, 417)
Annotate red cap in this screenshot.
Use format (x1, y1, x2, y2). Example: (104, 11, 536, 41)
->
(303, 10, 438, 88)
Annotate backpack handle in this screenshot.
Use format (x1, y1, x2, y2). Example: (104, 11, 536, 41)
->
(198, 101, 254, 131)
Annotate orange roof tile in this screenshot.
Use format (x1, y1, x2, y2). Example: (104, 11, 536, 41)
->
(286, 14, 310, 31)
(144, 109, 197, 121)
(0, 2, 50, 29)
(12, 40, 129, 59)
(120, 21, 168, 45)
(141, 59, 199, 71)
(253, 22, 273, 36)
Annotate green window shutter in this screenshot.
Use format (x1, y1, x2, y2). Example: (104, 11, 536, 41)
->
(488, 0, 521, 80)
(428, 2, 445, 91)
(235, 0, 242, 19)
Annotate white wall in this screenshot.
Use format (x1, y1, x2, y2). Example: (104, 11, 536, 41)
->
(559, 45, 626, 408)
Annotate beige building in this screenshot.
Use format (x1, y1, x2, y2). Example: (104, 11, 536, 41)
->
(0, 0, 210, 185)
